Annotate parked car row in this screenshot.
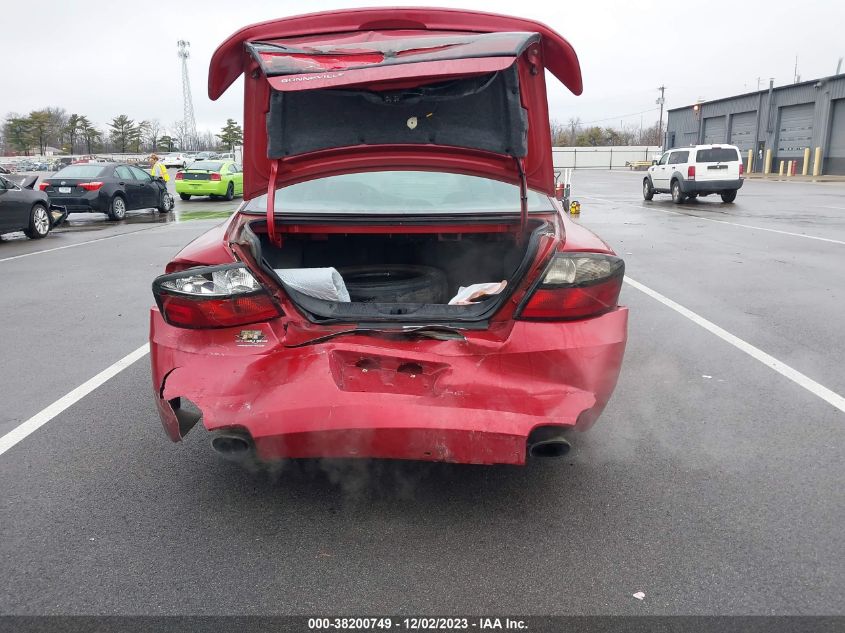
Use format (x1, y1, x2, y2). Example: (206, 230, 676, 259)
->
(160, 151, 233, 168)
(1, 156, 243, 240)
(0, 159, 60, 172)
(38, 162, 173, 220)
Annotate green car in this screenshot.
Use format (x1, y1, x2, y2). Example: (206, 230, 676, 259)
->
(174, 160, 243, 201)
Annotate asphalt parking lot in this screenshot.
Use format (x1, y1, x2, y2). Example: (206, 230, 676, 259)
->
(0, 171, 842, 615)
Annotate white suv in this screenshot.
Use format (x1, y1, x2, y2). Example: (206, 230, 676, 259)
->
(643, 144, 744, 203)
(161, 153, 189, 169)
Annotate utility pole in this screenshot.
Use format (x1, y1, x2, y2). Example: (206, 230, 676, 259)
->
(656, 85, 665, 148)
(177, 40, 198, 151)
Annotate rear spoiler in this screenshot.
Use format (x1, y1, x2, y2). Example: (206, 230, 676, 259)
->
(209, 8, 582, 99)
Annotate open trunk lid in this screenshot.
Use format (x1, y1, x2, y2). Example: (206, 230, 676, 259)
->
(208, 8, 582, 201)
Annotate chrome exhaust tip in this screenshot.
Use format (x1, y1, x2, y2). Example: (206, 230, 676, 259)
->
(527, 426, 572, 458)
(528, 438, 572, 458)
(211, 432, 254, 461)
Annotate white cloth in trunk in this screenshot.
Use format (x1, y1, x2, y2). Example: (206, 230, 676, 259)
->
(274, 267, 351, 302)
(448, 280, 507, 305)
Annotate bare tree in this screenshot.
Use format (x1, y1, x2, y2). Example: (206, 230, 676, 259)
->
(549, 119, 568, 146)
(638, 123, 662, 146)
(45, 107, 68, 151)
(617, 123, 639, 145)
(171, 119, 188, 151)
(567, 117, 582, 146)
(146, 119, 162, 151)
(196, 130, 216, 150)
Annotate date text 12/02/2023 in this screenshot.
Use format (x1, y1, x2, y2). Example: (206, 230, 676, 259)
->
(307, 618, 528, 630)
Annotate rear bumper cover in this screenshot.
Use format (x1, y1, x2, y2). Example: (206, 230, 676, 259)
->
(47, 191, 109, 213)
(175, 180, 229, 196)
(150, 308, 627, 465)
(680, 178, 744, 194)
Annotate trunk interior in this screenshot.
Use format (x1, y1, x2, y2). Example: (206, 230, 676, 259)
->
(249, 219, 548, 323)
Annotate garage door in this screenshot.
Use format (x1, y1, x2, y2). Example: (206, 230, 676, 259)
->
(777, 103, 814, 157)
(827, 99, 845, 174)
(703, 116, 726, 144)
(828, 99, 845, 158)
(730, 111, 756, 153)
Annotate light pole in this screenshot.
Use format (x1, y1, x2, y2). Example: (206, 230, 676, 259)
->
(656, 86, 666, 148)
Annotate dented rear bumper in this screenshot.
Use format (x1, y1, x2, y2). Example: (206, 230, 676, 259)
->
(150, 308, 627, 465)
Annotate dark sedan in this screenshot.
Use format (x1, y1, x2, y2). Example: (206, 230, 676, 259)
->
(0, 174, 67, 239)
(40, 163, 173, 220)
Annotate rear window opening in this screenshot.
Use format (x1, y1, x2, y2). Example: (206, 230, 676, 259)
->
(696, 148, 739, 162)
(243, 219, 549, 324)
(243, 171, 553, 215)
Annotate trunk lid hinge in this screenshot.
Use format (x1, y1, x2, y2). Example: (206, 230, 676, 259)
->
(267, 159, 282, 247)
(515, 156, 528, 239)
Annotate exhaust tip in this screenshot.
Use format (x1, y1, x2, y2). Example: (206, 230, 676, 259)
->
(527, 425, 572, 458)
(528, 439, 571, 458)
(211, 432, 253, 461)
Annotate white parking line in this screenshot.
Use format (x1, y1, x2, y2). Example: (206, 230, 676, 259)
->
(0, 224, 170, 263)
(624, 276, 845, 413)
(581, 195, 845, 246)
(0, 344, 150, 457)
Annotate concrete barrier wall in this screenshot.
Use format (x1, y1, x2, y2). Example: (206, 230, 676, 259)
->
(553, 146, 663, 170)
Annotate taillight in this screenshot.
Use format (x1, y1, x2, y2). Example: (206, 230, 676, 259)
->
(210, 173, 222, 181)
(38, 182, 49, 191)
(175, 172, 184, 180)
(79, 181, 103, 191)
(517, 253, 625, 320)
(152, 264, 282, 329)
(739, 163, 745, 177)
(687, 165, 696, 180)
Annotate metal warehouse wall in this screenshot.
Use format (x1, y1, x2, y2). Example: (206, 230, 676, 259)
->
(666, 74, 845, 174)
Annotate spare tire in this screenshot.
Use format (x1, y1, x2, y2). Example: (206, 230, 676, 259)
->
(339, 265, 449, 304)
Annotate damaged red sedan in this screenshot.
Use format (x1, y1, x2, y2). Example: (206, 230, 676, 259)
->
(149, 7, 628, 466)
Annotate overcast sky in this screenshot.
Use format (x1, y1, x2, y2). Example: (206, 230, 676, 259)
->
(2, 0, 843, 135)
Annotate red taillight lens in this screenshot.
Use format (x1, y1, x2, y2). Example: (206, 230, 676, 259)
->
(79, 181, 103, 191)
(517, 253, 625, 320)
(687, 165, 696, 179)
(210, 173, 222, 181)
(153, 264, 283, 329)
(157, 293, 280, 328)
(175, 171, 184, 180)
(739, 163, 745, 177)
(38, 182, 49, 191)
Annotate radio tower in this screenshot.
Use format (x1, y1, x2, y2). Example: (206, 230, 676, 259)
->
(177, 40, 198, 150)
